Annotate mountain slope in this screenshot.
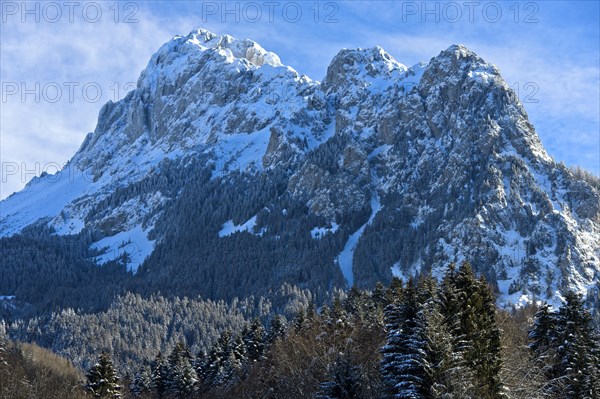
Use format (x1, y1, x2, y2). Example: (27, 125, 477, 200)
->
(1, 29, 598, 309)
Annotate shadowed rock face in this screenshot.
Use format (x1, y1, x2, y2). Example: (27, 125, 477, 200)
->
(1, 31, 598, 307)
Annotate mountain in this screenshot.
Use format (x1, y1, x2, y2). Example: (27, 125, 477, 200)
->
(1, 28, 599, 310)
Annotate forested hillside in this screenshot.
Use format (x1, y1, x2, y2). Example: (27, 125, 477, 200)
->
(3, 263, 598, 398)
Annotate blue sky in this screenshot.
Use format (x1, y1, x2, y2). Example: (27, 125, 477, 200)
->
(1, 1, 598, 199)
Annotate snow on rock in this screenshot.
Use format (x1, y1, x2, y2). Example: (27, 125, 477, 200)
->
(311, 222, 339, 239)
(468, 66, 495, 85)
(337, 192, 382, 287)
(0, 166, 97, 237)
(391, 261, 421, 281)
(90, 225, 155, 273)
(219, 215, 259, 237)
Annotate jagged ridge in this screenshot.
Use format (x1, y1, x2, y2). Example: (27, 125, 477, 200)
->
(1, 29, 598, 308)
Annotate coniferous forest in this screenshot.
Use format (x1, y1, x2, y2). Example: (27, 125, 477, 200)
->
(1, 262, 598, 399)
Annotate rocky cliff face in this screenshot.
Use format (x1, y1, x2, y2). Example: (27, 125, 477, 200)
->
(1, 29, 598, 307)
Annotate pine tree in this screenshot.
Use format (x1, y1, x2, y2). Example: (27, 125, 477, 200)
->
(200, 344, 220, 388)
(332, 297, 349, 325)
(232, 332, 247, 365)
(528, 303, 557, 356)
(381, 301, 403, 397)
(440, 263, 471, 361)
(372, 281, 388, 308)
(203, 330, 245, 386)
(85, 352, 121, 398)
(243, 318, 265, 363)
(345, 287, 364, 315)
(387, 276, 404, 304)
(130, 362, 152, 397)
(194, 349, 208, 386)
(317, 354, 363, 399)
(528, 303, 558, 381)
(266, 314, 286, 344)
(416, 275, 437, 305)
(320, 304, 332, 323)
(529, 291, 600, 399)
(151, 352, 168, 398)
(422, 285, 474, 399)
(554, 291, 598, 399)
(587, 330, 600, 399)
(445, 263, 504, 399)
(381, 279, 431, 399)
(166, 341, 198, 396)
(474, 276, 503, 398)
(307, 302, 318, 320)
(293, 308, 306, 332)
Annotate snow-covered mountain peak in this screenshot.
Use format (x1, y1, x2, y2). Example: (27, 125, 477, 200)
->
(186, 28, 283, 67)
(422, 44, 500, 84)
(444, 43, 475, 57)
(335, 45, 407, 70)
(2, 32, 598, 308)
(136, 28, 285, 95)
(323, 46, 409, 93)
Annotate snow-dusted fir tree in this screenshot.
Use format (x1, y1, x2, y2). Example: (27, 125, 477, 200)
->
(548, 291, 599, 399)
(422, 295, 474, 398)
(293, 308, 307, 332)
(266, 314, 286, 344)
(317, 354, 364, 399)
(203, 330, 245, 386)
(166, 341, 198, 396)
(381, 279, 431, 398)
(382, 274, 476, 399)
(474, 275, 504, 398)
(85, 352, 121, 398)
(130, 362, 152, 396)
(150, 352, 168, 397)
(372, 281, 388, 307)
(528, 303, 558, 379)
(446, 263, 503, 399)
(166, 342, 198, 397)
(194, 349, 209, 386)
(242, 318, 266, 363)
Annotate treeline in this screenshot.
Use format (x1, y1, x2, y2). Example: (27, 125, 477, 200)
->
(0, 232, 129, 316)
(569, 165, 600, 191)
(75, 263, 599, 399)
(6, 284, 316, 373)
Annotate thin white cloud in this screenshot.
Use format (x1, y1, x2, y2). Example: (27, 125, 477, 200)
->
(0, 7, 198, 199)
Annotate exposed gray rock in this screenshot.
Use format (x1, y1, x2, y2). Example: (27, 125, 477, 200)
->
(1, 31, 598, 307)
